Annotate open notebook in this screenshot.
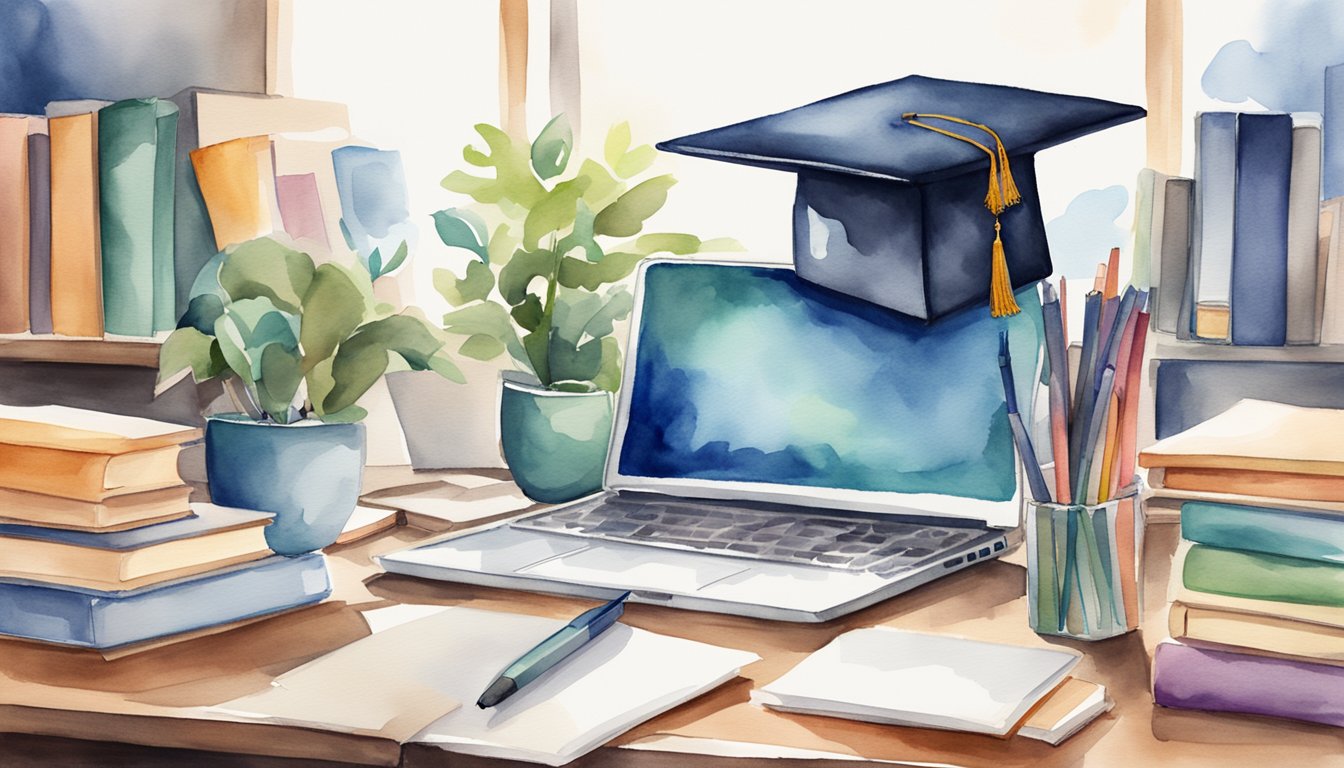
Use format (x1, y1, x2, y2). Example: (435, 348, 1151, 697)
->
(752, 627, 1109, 742)
(200, 605, 757, 766)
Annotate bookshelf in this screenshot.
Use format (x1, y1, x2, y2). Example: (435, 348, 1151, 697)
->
(1150, 337, 1344, 363)
(0, 338, 161, 368)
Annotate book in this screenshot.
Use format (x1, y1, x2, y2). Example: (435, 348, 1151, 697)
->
(1169, 601, 1344, 664)
(360, 479, 535, 532)
(0, 403, 202, 452)
(1287, 115, 1323, 345)
(1160, 465, 1344, 503)
(1327, 64, 1344, 201)
(1132, 168, 1165, 291)
(1182, 543, 1344, 608)
(47, 105, 106, 337)
(1138, 399, 1344, 476)
(1152, 639, 1344, 728)
(0, 484, 192, 531)
(1180, 500, 1344, 563)
(1194, 304, 1230, 340)
(275, 172, 330, 251)
(97, 98, 180, 336)
(1230, 112, 1292, 346)
(332, 505, 400, 545)
(0, 552, 329, 650)
(0, 114, 34, 333)
(1154, 176, 1193, 335)
(27, 120, 52, 335)
(751, 627, 1081, 737)
(206, 605, 758, 765)
(1171, 577, 1344, 632)
(1192, 111, 1237, 342)
(1015, 677, 1113, 746)
(0, 503, 271, 590)
(189, 135, 279, 251)
(1318, 201, 1336, 345)
(1323, 196, 1344, 345)
(0, 442, 185, 502)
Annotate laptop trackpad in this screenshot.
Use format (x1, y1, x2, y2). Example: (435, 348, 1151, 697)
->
(518, 541, 751, 594)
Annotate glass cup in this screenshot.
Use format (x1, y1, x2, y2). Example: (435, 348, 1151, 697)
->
(1026, 479, 1145, 640)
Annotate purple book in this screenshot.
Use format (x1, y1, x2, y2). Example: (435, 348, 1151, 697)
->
(1153, 641, 1344, 728)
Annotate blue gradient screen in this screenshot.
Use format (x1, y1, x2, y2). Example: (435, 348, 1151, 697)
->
(617, 262, 1044, 502)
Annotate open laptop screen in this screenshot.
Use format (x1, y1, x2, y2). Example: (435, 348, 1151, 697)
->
(609, 261, 1043, 527)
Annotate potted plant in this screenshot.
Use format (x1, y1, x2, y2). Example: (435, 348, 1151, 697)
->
(157, 236, 462, 554)
(425, 116, 738, 503)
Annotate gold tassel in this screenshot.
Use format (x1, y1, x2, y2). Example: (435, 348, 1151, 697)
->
(990, 219, 1020, 318)
(983, 153, 1003, 215)
(996, 141, 1021, 208)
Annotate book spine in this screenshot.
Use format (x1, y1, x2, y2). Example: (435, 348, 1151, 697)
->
(0, 117, 30, 333)
(90, 553, 330, 649)
(0, 581, 97, 646)
(0, 443, 114, 501)
(1170, 601, 1344, 663)
(98, 100, 159, 337)
(1184, 543, 1344, 607)
(1317, 202, 1336, 345)
(1286, 118, 1322, 345)
(49, 112, 104, 337)
(1326, 64, 1344, 201)
(1192, 112, 1237, 342)
(1153, 641, 1344, 727)
(1155, 178, 1193, 335)
(1323, 197, 1344, 344)
(169, 90, 219, 321)
(189, 135, 274, 251)
(152, 102, 180, 332)
(1230, 113, 1292, 346)
(27, 128, 52, 335)
(1181, 501, 1344, 563)
(1132, 168, 1158, 291)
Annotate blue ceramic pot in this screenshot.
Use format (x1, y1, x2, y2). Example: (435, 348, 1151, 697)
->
(499, 374, 613, 503)
(205, 414, 366, 555)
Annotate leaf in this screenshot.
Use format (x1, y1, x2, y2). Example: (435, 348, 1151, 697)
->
(442, 302, 528, 368)
(433, 261, 496, 307)
(498, 248, 556, 307)
(592, 336, 623, 392)
(486, 223, 519, 267)
(157, 327, 224, 386)
(604, 122, 632, 170)
(305, 358, 336, 417)
(547, 336, 603, 386)
(459, 334, 506, 360)
(592, 175, 676, 238)
(177, 294, 225, 334)
(523, 176, 591, 250)
(441, 123, 546, 209)
(367, 247, 383, 280)
(383, 240, 410, 275)
(256, 343, 304, 424)
(299, 263, 366, 372)
(582, 287, 634, 340)
(213, 297, 300, 386)
(550, 289, 602, 347)
(557, 253, 642, 291)
(632, 233, 701, 256)
(428, 354, 466, 384)
(510, 293, 544, 332)
(320, 405, 368, 424)
(556, 200, 602, 262)
(339, 218, 357, 251)
(431, 208, 489, 261)
(531, 114, 573, 180)
(217, 238, 316, 313)
(324, 314, 450, 414)
(614, 144, 657, 179)
(522, 321, 551, 387)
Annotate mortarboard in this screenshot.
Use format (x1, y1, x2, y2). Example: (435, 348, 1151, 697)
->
(657, 75, 1145, 321)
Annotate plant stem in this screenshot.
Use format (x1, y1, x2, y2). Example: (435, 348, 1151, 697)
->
(538, 233, 563, 389)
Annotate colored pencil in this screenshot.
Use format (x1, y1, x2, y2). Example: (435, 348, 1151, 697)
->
(998, 331, 1052, 503)
(1042, 284, 1072, 503)
(1104, 247, 1121, 299)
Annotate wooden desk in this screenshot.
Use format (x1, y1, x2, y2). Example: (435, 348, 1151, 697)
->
(2, 475, 1342, 767)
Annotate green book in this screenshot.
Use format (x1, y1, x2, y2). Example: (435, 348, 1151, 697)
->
(98, 98, 179, 335)
(1184, 543, 1344, 608)
(1181, 501, 1344, 564)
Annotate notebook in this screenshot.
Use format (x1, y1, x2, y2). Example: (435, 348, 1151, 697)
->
(204, 605, 757, 765)
(752, 627, 1090, 738)
(380, 260, 1043, 622)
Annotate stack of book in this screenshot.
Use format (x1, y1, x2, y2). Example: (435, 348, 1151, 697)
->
(0, 91, 351, 339)
(1153, 501, 1344, 728)
(0, 404, 331, 653)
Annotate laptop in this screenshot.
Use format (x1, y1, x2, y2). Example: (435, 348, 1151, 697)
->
(379, 259, 1044, 622)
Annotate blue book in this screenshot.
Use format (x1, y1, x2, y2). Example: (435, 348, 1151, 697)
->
(0, 503, 273, 590)
(1191, 112, 1237, 341)
(1181, 501, 1344, 564)
(1326, 64, 1344, 201)
(0, 553, 329, 650)
(1230, 112, 1292, 346)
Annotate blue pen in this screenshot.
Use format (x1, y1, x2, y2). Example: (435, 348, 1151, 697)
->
(998, 331, 1052, 503)
(477, 591, 632, 708)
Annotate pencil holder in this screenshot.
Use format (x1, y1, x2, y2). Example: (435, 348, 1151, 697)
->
(1025, 479, 1145, 640)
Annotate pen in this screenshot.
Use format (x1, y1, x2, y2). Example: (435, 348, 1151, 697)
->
(998, 331, 1052, 503)
(477, 591, 631, 708)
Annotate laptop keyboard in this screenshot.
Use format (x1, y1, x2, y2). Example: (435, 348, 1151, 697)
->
(510, 496, 990, 577)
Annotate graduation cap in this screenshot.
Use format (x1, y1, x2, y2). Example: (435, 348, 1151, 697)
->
(657, 75, 1145, 321)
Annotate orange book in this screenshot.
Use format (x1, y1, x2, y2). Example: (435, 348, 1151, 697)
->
(0, 115, 32, 333)
(1159, 466, 1344, 503)
(48, 111, 104, 337)
(189, 135, 277, 250)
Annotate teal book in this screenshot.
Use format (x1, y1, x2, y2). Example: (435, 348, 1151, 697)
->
(98, 98, 179, 336)
(1181, 501, 1344, 564)
(1183, 543, 1344, 608)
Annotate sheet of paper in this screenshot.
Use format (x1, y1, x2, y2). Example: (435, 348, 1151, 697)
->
(0, 404, 193, 438)
(376, 482, 533, 524)
(434, 473, 506, 490)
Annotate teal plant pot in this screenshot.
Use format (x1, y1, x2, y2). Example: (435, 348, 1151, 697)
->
(499, 374, 614, 503)
(205, 414, 366, 555)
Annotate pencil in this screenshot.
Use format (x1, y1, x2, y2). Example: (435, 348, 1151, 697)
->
(1074, 365, 1116, 505)
(1042, 283, 1072, 503)
(1113, 308, 1151, 495)
(998, 331, 1052, 503)
(1069, 292, 1103, 482)
(1098, 388, 1121, 502)
(1104, 247, 1121, 299)
(1059, 276, 1069, 343)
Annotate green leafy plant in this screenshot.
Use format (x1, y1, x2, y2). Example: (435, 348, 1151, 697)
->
(157, 237, 463, 424)
(431, 116, 739, 392)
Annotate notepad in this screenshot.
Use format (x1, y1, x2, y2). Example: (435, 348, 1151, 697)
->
(206, 605, 757, 765)
(752, 627, 1081, 737)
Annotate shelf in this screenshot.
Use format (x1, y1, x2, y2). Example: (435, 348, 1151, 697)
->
(0, 337, 162, 368)
(1151, 335, 1344, 364)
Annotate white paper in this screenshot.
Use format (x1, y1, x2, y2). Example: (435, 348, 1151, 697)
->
(0, 404, 193, 439)
(379, 482, 533, 524)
